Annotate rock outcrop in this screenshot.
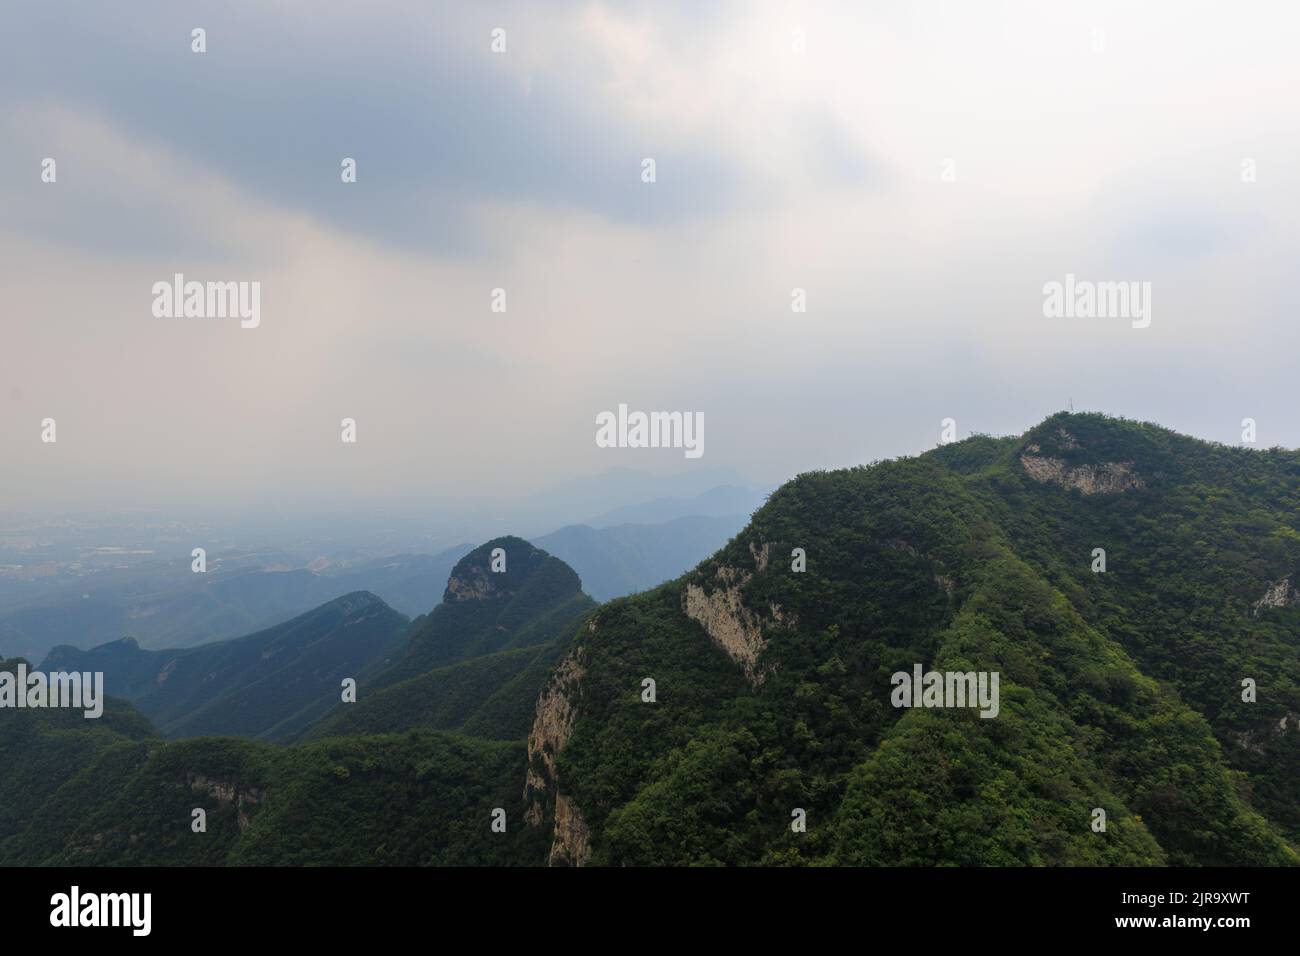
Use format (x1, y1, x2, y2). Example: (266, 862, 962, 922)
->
(1020, 453, 1144, 494)
(523, 632, 591, 866)
(445, 566, 496, 602)
(682, 542, 787, 683)
(1020, 428, 1144, 495)
(1253, 577, 1298, 615)
(185, 773, 266, 834)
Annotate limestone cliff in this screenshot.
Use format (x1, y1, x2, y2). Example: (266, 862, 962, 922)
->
(523, 626, 591, 866)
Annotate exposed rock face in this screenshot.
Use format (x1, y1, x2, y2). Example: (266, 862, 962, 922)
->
(185, 773, 265, 834)
(1020, 427, 1143, 494)
(682, 546, 786, 683)
(549, 789, 592, 867)
(1020, 454, 1144, 494)
(524, 636, 591, 866)
(1253, 577, 1298, 615)
(445, 567, 496, 602)
(1229, 711, 1299, 753)
(684, 577, 769, 681)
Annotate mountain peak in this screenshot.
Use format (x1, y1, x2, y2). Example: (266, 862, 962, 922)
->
(323, 590, 388, 614)
(443, 536, 570, 603)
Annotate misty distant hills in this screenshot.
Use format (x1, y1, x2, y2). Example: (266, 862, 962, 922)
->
(536, 515, 750, 601)
(0, 549, 454, 663)
(0, 497, 758, 658)
(581, 484, 769, 527)
(39, 592, 410, 741)
(511, 467, 757, 531)
(315, 547, 472, 616)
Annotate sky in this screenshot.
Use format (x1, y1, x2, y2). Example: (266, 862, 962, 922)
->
(2, 0, 1298, 517)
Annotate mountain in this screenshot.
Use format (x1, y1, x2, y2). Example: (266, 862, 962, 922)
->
(313, 545, 472, 617)
(535, 515, 751, 601)
(40, 592, 410, 741)
(0, 538, 594, 865)
(6, 414, 1298, 868)
(371, 537, 594, 681)
(522, 413, 1300, 865)
(304, 537, 596, 741)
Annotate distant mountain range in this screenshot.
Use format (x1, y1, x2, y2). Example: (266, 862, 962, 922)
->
(580, 484, 770, 527)
(0, 549, 462, 662)
(0, 483, 767, 660)
(537, 515, 750, 601)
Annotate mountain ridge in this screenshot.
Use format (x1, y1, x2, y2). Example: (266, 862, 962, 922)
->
(522, 412, 1300, 865)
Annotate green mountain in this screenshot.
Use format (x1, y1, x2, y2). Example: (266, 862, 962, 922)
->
(371, 536, 595, 683)
(0, 657, 156, 851)
(0, 674, 545, 866)
(302, 537, 597, 741)
(39, 592, 410, 742)
(522, 413, 1300, 865)
(0, 540, 593, 866)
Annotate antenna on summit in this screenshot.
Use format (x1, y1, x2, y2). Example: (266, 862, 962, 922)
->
(1069, 397, 1074, 412)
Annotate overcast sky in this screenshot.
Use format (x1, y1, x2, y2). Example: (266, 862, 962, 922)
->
(2, 0, 1297, 516)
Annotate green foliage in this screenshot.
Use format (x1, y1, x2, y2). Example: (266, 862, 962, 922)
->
(378, 537, 594, 682)
(39, 592, 410, 742)
(552, 413, 1300, 865)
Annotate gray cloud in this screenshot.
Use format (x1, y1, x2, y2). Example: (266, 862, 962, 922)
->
(1, 0, 1297, 518)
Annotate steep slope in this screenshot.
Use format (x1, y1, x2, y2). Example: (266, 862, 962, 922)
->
(40, 592, 410, 742)
(523, 414, 1300, 865)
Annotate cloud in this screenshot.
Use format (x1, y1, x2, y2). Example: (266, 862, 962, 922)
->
(1, 0, 1298, 516)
